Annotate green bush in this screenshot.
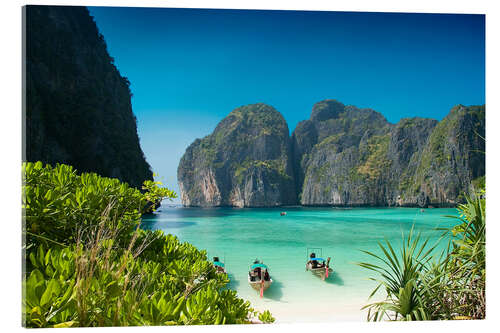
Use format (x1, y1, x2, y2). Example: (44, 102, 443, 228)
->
(22, 162, 270, 327)
(23, 161, 174, 251)
(258, 310, 276, 323)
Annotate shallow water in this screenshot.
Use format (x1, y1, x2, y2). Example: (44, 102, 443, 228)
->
(142, 206, 458, 322)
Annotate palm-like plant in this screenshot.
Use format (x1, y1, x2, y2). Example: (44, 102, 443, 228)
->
(426, 190, 486, 319)
(357, 227, 438, 321)
(358, 188, 486, 321)
(449, 189, 485, 273)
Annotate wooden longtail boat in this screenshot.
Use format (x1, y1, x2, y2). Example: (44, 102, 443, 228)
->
(248, 260, 272, 297)
(213, 256, 226, 274)
(305, 249, 333, 281)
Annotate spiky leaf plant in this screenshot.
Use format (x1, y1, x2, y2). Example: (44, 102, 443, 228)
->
(357, 227, 438, 321)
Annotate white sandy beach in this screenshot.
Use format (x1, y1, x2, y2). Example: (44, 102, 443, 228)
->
(248, 296, 377, 323)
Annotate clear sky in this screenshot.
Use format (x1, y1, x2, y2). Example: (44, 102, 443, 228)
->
(88, 7, 485, 201)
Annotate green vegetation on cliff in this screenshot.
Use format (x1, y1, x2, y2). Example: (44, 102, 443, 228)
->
(23, 162, 273, 327)
(357, 134, 392, 180)
(226, 103, 288, 136)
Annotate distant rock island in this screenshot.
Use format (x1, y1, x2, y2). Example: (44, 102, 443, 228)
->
(178, 104, 296, 207)
(25, 6, 153, 188)
(178, 100, 484, 208)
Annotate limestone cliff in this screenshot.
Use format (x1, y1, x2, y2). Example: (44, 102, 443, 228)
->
(25, 5, 153, 188)
(403, 105, 485, 206)
(292, 100, 484, 207)
(179, 99, 484, 208)
(178, 103, 296, 207)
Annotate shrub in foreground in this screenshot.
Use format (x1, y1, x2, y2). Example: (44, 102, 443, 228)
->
(22, 162, 272, 327)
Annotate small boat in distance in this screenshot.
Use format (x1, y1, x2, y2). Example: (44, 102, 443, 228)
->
(280, 212, 287, 216)
(306, 250, 333, 281)
(248, 259, 272, 297)
(213, 256, 226, 274)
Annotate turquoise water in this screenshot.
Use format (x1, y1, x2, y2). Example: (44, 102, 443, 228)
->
(142, 206, 458, 322)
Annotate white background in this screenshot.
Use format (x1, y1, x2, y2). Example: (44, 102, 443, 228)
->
(1, 1, 498, 332)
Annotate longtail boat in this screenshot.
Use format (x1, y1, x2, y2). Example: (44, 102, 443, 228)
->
(212, 256, 226, 274)
(305, 248, 333, 280)
(248, 259, 272, 297)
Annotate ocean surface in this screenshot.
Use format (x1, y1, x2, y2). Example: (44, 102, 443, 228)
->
(142, 205, 458, 322)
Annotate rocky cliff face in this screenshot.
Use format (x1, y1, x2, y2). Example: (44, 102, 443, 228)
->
(178, 103, 296, 207)
(291, 100, 391, 203)
(179, 100, 484, 208)
(293, 100, 485, 207)
(403, 105, 485, 206)
(386, 117, 439, 206)
(25, 6, 153, 188)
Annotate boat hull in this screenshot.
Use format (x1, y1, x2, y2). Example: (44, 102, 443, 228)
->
(306, 263, 333, 280)
(248, 278, 273, 292)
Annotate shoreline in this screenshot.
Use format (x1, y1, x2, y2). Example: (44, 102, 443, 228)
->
(250, 297, 374, 323)
(163, 204, 458, 209)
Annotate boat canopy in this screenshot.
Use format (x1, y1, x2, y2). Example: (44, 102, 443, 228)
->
(310, 258, 326, 261)
(251, 263, 268, 269)
(213, 261, 225, 267)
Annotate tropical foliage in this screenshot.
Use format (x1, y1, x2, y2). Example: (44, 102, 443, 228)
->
(358, 187, 485, 321)
(22, 162, 271, 327)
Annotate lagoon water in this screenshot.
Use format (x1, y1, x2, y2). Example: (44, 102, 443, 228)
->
(142, 206, 458, 322)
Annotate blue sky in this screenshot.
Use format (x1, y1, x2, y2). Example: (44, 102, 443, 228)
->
(88, 7, 485, 201)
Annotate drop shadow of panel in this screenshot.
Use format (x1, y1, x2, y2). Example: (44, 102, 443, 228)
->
(263, 279, 284, 301)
